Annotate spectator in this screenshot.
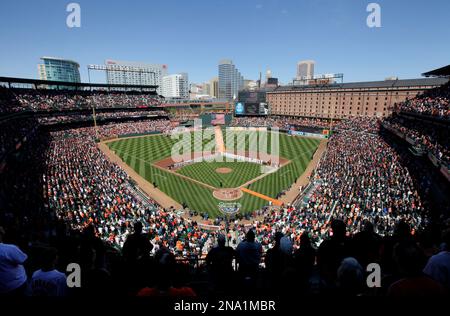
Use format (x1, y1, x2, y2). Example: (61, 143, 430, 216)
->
(265, 232, 291, 292)
(30, 247, 67, 296)
(423, 229, 450, 290)
(137, 248, 196, 297)
(293, 233, 316, 292)
(351, 221, 382, 268)
(387, 241, 447, 296)
(206, 235, 236, 293)
(336, 257, 365, 296)
(236, 230, 262, 279)
(122, 222, 153, 263)
(318, 220, 351, 288)
(0, 227, 28, 296)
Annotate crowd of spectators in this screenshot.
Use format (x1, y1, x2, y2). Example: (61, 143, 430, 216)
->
(231, 116, 339, 130)
(333, 116, 380, 134)
(383, 115, 449, 164)
(37, 110, 167, 125)
(0, 118, 38, 158)
(1, 217, 449, 297)
(240, 121, 426, 253)
(397, 81, 450, 118)
(1, 102, 449, 296)
(0, 88, 162, 113)
(92, 120, 174, 138)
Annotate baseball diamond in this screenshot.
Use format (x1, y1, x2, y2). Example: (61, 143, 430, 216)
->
(105, 130, 321, 217)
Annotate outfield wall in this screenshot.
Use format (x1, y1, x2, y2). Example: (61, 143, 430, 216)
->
(118, 131, 162, 138)
(287, 130, 327, 139)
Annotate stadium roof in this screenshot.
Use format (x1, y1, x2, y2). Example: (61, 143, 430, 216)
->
(0, 76, 158, 90)
(270, 78, 449, 92)
(422, 65, 450, 77)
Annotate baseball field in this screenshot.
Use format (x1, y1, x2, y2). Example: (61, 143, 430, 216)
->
(106, 129, 321, 217)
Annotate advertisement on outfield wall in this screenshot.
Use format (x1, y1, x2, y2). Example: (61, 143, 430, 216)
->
(288, 130, 327, 139)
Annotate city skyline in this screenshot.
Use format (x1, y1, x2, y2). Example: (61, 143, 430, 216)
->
(0, 1, 449, 85)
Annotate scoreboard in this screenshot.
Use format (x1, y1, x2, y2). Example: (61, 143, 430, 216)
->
(235, 91, 269, 116)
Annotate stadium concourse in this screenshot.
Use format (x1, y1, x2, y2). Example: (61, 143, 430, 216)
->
(0, 83, 449, 297)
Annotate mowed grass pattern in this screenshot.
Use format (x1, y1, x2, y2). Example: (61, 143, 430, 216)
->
(108, 134, 222, 215)
(107, 130, 320, 216)
(177, 161, 262, 188)
(224, 131, 321, 198)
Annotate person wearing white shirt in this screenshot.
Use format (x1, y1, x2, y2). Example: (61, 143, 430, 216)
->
(0, 227, 28, 295)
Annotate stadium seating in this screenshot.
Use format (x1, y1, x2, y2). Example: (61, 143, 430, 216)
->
(0, 87, 162, 114)
(397, 81, 450, 119)
(383, 115, 449, 164)
(0, 86, 449, 297)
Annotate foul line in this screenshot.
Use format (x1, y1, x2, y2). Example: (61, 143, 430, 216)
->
(110, 149, 217, 190)
(240, 187, 283, 206)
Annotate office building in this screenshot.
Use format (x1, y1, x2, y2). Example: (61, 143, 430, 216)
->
(296, 60, 315, 80)
(104, 59, 168, 94)
(202, 82, 211, 96)
(218, 59, 244, 100)
(162, 73, 189, 99)
(210, 77, 219, 98)
(38, 57, 80, 83)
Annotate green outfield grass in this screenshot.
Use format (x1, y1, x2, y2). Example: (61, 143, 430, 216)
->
(107, 130, 320, 217)
(177, 161, 262, 188)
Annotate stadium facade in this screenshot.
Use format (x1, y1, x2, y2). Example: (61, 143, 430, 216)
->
(38, 57, 81, 83)
(267, 78, 449, 119)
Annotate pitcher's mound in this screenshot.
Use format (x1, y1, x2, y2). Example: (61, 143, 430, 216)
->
(216, 167, 232, 174)
(213, 188, 243, 201)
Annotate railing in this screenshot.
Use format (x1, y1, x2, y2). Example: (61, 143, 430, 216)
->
(381, 122, 448, 174)
(175, 254, 268, 272)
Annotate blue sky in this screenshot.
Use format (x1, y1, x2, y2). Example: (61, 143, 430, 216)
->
(0, 0, 449, 84)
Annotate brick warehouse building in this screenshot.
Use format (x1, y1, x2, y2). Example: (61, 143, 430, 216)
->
(266, 78, 449, 119)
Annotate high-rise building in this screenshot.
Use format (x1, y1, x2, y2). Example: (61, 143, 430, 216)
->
(161, 73, 189, 99)
(38, 57, 81, 83)
(203, 82, 211, 96)
(218, 59, 244, 100)
(296, 60, 315, 80)
(104, 59, 168, 94)
(210, 77, 219, 98)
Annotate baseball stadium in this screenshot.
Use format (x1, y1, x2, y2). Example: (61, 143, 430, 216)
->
(1, 1, 450, 306)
